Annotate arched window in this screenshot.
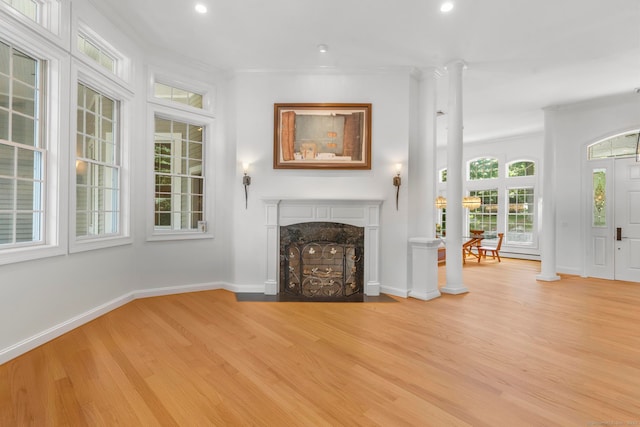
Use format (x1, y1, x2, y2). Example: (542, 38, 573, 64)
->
(507, 160, 535, 177)
(588, 131, 640, 160)
(468, 157, 498, 180)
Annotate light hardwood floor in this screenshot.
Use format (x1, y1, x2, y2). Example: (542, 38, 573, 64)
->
(2, 259, 640, 426)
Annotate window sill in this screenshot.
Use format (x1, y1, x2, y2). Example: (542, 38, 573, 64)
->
(0, 245, 67, 266)
(69, 236, 134, 254)
(147, 231, 214, 242)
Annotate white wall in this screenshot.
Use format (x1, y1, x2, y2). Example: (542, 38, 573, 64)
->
(552, 93, 640, 275)
(230, 71, 412, 296)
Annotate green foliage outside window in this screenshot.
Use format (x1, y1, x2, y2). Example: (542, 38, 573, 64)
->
(508, 161, 535, 177)
(468, 158, 498, 180)
(468, 189, 498, 233)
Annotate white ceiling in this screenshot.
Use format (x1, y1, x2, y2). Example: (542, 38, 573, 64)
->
(92, 0, 640, 143)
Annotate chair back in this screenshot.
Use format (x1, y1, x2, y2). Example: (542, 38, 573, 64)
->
(495, 233, 504, 250)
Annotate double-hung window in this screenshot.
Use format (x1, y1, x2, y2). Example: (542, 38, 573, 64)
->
(506, 160, 536, 245)
(507, 187, 534, 243)
(75, 82, 120, 239)
(0, 40, 44, 248)
(468, 189, 498, 233)
(153, 116, 204, 231)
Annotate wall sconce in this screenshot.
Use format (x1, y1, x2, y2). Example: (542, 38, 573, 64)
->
(393, 163, 402, 210)
(242, 162, 251, 209)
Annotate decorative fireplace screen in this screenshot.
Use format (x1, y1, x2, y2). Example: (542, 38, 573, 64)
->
(280, 222, 364, 300)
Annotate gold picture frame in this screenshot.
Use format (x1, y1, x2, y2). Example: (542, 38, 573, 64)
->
(273, 103, 372, 170)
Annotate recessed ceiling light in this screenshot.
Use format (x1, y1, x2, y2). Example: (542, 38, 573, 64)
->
(440, 2, 454, 13)
(317, 44, 329, 53)
(195, 4, 207, 14)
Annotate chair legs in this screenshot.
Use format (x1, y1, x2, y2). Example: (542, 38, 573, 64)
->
(478, 248, 501, 262)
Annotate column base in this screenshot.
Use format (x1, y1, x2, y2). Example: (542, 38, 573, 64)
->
(441, 285, 469, 295)
(536, 274, 561, 282)
(408, 289, 441, 301)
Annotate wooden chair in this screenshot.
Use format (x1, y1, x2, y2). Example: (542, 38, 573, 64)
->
(478, 233, 504, 263)
(462, 230, 484, 264)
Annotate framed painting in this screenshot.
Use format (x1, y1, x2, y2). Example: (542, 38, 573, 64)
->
(273, 103, 372, 169)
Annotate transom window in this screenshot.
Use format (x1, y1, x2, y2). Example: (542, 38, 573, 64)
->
(77, 33, 116, 74)
(507, 160, 535, 177)
(75, 83, 120, 238)
(154, 116, 204, 231)
(468, 157, 498, 180)
(1, 0, 61, 34)
(154, 82, 203, 109)
(2, 0, 38, 21)
(0, 40, 44, 247)
(588, 131, 640, 160)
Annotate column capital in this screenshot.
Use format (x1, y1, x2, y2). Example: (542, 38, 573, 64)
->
(411, 67, 444, 81)
(542, 105, 561, 113)
(444, 59, 468, 71)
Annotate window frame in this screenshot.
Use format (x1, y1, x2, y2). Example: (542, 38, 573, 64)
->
(73, 20, 132, 86)
(148, 68, 215, 116)
(467, 188, 499, 234)
(587, 130, 640, 160)
(0, 18, 68, 265)
(0, 0, 63, 38)
(146, 103, 215, 241)
(505, 158, 537, 247)
(507, 159, 535, 177)
(505, 186, 536, 245)
(68, 62, 132, 253)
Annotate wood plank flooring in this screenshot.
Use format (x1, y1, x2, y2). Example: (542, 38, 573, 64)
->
(2, 259, 640, 426)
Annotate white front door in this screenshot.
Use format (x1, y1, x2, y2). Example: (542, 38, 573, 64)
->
(614, 157, 640, 282)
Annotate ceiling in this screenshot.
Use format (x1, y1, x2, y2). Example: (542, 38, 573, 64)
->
(91, 0, 640, 143)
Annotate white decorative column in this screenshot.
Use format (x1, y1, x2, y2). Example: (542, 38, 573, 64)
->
(537, 108, 561, 281)
(409, 238, 441, 300)
(441, 59, 469, 295)
(416, 67, 441, 237)
(408, 68, 442, 301)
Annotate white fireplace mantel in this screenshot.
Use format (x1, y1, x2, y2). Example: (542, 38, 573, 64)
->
(263, 198, 383, 296)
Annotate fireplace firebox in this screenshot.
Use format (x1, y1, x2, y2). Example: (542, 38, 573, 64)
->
(280, 222, 364, 301)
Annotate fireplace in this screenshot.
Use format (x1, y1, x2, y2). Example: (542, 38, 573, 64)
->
(280, 222, 364, 301)
(263, 198, 383, 297)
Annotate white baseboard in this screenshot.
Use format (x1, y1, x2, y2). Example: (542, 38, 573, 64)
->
(380, 285, 409, 298)
(0, 292, 135, 365)
(0, 281, 254, 366)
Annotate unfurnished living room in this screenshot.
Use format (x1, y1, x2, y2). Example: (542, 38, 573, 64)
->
(1, 0, 640, 425)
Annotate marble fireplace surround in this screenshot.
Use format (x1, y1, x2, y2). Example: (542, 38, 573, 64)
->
(263, 198, 383, 296)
